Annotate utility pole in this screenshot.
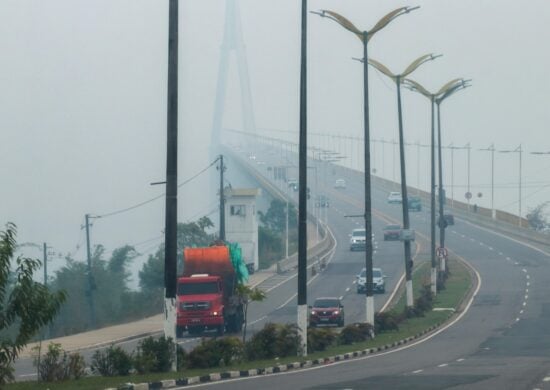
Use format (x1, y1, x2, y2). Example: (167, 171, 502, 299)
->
(164, 0, 179, 372)
(218, 155, 226, 241)
(84, 214, 96, 329)
(297, 0, 308, 356)
(43, 242, 48, 288)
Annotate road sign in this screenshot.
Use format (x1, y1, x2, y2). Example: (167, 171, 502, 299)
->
(465, 191, 472, 200)
(436, 247, 448, 258)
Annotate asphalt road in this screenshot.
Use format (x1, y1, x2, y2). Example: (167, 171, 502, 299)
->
(179, 149, 550, 389)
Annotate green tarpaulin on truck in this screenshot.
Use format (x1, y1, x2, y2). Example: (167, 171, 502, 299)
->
(227, 242, 249, 284)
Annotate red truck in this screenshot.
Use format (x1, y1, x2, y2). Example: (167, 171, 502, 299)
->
(176, 245, 245, 337)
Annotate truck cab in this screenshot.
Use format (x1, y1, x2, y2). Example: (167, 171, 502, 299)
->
(177, 274, 225, 336)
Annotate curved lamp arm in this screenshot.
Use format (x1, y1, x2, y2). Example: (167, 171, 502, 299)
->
(313, 6, 420, 43)
(368, 58, 397, 80)
(402, 53, 442, 77)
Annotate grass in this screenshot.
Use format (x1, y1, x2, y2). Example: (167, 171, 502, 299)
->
(8, 257, 472, 390)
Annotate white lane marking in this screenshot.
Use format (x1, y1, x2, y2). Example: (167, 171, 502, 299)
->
(499, 252, 503, 256)
(516, 318, 520, 322)
(180, 233, 482, 390)
(522, 268, 527, 273)
(520, 310, 524, 314)
(527, 281, 531, 286)
(339, 295, 344, 300)
(526, 288, 529, 293)
(470, 238, 475, 242)
(461, 234, 466, 238)
(452, 230, 457, 234)
(438, 363, 449, 368)
(248, 315, 267, 326)
(514, 262, 519, 265)
(527, 275, 530, 279)
(345, 287, 350, 292)
(523, 302, 527, 306)
(488, 247, 493, 251)
(412, 369, 423, 374)
(525, 295, 529, 299)
(479, 242, 484, 246)
(456, 358, 465, 362)
(352, 280, 357, 284)
(18, 373, 37, 378)
(543, 376, 550, 382)
(380, 272, 405, 313)
(506, 257, 511, 261)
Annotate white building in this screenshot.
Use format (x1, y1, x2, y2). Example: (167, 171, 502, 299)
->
(225, 188, 260, 270)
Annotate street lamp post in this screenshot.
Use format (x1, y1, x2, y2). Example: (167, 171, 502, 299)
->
(499, 145, 523, 227)
(313, 5, 419, 325)
(369, 54, 440, 307)
(434, 80, 470, 255)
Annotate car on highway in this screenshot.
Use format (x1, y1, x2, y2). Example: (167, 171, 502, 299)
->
(387, 192, 402, 204)
(408, 196, 422, 211)
(309, 297, 344, 327)
(349, 228, 367, 251)
(438, 213, 455, 226)
(334, 178, 347, 189)
(356, 267, 386, 294)
(383, 224, 402, 241)
(315, 195, 330, 208)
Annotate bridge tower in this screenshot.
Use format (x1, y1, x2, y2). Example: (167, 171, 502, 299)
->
(211, 0, 256, 154)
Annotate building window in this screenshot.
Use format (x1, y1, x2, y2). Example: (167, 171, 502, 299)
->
(230, 205, 246, 216)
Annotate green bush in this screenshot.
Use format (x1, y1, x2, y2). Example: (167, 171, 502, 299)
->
(415, 286, 434, 313)
(245, 323, 278, 360)
(307, 327, 337, 353)
(91, 345, 132, 376)
(187, 337, 244, 369)
(245, 323, 302, 360)
(374, 312, 400, 333)
(133, 336, 175, 374)
(337, 323, 373, 345)
(32, 343, 85, 382)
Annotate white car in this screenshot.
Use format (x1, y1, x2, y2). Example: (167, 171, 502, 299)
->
(387, 192, 402, 204)
(334, 179, 346, 189)
(349, 228, 366, 251)
(356, 267, 386, 294)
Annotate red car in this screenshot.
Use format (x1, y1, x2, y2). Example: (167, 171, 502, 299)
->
(383, 224, 402, 241)
(309, 297, 345, 327)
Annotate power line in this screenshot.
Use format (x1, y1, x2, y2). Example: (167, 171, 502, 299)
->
(95, 158, 219, 219)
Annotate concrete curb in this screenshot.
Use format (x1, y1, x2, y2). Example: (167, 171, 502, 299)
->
(104, 323, 446, 390)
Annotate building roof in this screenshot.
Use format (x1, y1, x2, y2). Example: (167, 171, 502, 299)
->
(225, 188, 261, 197)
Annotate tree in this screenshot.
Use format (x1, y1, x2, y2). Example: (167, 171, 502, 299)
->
(235, 284, 266, 343)
(526, 202, 549, 231)
(139, 217, 216, 294)
(258, 199, 297, 233)
(0, 223, 66, 384)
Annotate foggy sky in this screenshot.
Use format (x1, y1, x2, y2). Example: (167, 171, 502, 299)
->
(2, 1, 550, 284)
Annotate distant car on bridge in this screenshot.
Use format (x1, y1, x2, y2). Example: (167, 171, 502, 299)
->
(383, 224, 402, 241)
(387, 192, 402, 204)
(334, 179, 346, 189)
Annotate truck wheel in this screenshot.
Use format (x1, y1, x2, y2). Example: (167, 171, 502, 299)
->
(176, 326, 184, 338)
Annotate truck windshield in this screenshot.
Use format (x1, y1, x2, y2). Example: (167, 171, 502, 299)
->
(178, 282, 219, 295)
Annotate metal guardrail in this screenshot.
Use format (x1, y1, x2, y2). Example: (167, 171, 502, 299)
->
(331, 163, 550, 251)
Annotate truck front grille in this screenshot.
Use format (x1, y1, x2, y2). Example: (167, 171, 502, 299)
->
(181, 301, 211, 311)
